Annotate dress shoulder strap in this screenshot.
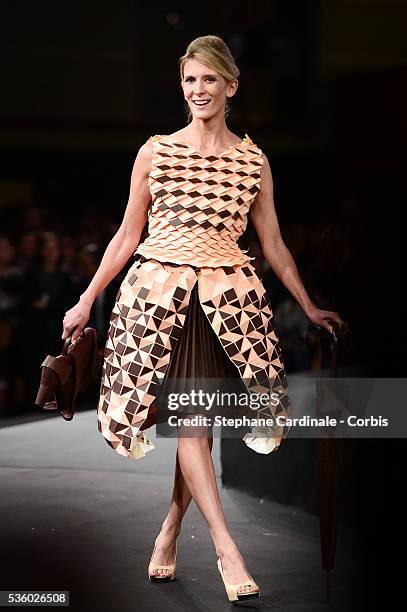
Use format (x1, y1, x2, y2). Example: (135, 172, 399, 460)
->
(150, 134, 162, 142)
(242, 133, 255, 145)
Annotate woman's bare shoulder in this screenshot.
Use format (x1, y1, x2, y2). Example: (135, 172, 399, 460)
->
(126, 138, 154, 179)
(136, 137, 154, 164)
(139, 136, 154, 153)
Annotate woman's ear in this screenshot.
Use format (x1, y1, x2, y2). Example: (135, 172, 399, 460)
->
(227, 79, 239, 98)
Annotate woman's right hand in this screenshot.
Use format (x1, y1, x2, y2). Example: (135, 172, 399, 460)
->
(62, 300, 92, 344)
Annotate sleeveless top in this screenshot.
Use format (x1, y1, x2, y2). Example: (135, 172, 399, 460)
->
(134, 133, 264, 267)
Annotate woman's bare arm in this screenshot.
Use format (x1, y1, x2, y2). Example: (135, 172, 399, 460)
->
(79, 138, 153, 306)
(249, 154, 347, 333)
(62, 138, 153, 340)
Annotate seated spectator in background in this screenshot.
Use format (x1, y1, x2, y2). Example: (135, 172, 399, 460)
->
(0, 236, 25, 415)
(15, 232, 39, 275)
(0, 236, 23, 323)
(61, 235, 77, 274)
(24, 231, 75, 349)
(18, 232, 75, 406)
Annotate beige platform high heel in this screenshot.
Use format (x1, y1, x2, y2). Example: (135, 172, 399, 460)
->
(217, 557, 260, 602)
(148, 541, 177, 582)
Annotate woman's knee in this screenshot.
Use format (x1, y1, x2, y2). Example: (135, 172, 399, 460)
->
(177, 413, 213, 439)
(177, 427, 212, 446)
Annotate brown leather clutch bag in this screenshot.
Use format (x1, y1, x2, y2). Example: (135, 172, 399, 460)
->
(34, 327, 103, 421)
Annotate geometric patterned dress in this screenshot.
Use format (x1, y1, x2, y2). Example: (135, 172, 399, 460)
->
(97, 134, 291, 459)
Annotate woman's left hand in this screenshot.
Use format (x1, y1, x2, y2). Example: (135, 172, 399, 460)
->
(306, 305, 349, 336)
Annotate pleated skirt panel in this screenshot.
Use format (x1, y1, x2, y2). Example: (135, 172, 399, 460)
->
(153, 279, 249, 421)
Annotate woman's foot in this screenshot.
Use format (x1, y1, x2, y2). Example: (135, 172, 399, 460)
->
(149, 523, 180, 578)
(216, 544, 259, 596)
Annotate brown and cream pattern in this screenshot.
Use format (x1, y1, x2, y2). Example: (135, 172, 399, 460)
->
(135, 134, 263, 267)
(97, 257, 291, 460)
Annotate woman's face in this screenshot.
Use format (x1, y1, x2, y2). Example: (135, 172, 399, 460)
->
(181, 58, 237, 121)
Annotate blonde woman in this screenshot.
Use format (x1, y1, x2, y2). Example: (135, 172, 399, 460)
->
(62, 35, 347, 603)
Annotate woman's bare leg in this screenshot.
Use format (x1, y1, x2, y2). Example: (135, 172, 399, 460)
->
(176, 424, 259, 595)
(149, 433, 214, 577)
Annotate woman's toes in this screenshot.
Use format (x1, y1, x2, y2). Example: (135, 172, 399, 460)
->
(153, 569, 170, 577)
(238, 584, 258, 594)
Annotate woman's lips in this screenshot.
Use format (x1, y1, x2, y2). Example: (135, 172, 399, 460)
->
(193, 100, 211, 106)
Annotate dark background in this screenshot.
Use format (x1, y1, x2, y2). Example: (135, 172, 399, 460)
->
(0, 1, 406, 608)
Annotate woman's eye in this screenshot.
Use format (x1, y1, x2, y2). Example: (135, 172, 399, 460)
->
(185, 77, 216, 82)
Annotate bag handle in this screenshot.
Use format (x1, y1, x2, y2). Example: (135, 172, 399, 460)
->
(62, 329, 85, 354)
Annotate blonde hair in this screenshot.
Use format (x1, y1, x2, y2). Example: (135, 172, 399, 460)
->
(179, 35, 240, 123)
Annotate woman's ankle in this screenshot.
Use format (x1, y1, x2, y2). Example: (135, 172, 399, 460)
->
(213, 535, 239, 559)
(161, 517, 182, 537)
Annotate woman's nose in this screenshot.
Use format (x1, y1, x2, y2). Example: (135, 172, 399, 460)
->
(193, 80, 205, 94)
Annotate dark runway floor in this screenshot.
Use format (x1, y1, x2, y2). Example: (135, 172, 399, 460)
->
(0, 409, 363, 611)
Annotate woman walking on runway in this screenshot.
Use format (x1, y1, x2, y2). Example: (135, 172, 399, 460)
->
(62, 35, 347, 603)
